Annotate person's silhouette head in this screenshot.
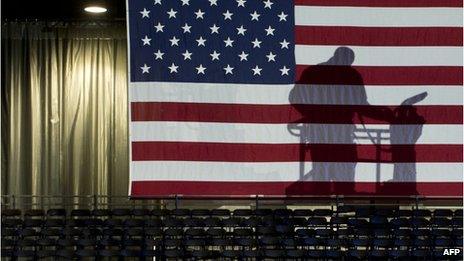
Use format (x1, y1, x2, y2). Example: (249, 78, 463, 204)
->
(329, 47, 355, 65)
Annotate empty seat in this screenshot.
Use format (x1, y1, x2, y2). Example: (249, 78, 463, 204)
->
(124, 218, 144, 227)
(434, 209, 454, 217)
(2, 209, 21, 217)
(2, 218, 22, 228)
(145, 219, 162, 227)
(164, 249, 184, 258)
(375, 208, 396, 217)
(293, 209, 313, 217)
(23, 218, 43, 227)
(233, 209, 253, 217)
(44, 219, 64, 227)
(221, 250, 241, 258)
(308, 217, 328, 226)
(37, 250, 55, 259)
(99, 249, 120, 257)
(412, 209, 432, 217)
(112, 208, 132, 217)
(47, 208, 66, 217)
(24, 209, 45, 218)
(151, 209, 170, 217)
(210, 209, 230, 217)
(57, 249, 75, 259)
(389, 250, 409, 259)
(313, 209, 333, 217)
(354, 207, 374, 217)
(347, 250, 367, 260)
(132, 208, 150, 217)
(184, 217, 205, 227)
(336, 205, 355, 214)
(263, 249, 285, 258)
(274, 209, 293, 216)
(76, 249, 97, 258)
(171, 208, 191, 217)
(253, 209, 273, 216)
(190, 209, 210, 217)
(70, 209, 91, 217)
(120, 249, 141, 257)
(286, 249, 306, 258)
(92, 209, 112, 217)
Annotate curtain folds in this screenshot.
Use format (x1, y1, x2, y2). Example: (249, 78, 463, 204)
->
(1, 22, 130, 203)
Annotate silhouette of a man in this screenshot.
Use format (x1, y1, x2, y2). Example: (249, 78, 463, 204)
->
(288, 47, 396, 194)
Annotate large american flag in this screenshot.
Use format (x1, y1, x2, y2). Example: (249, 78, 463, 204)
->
(127, 0, 463, 197)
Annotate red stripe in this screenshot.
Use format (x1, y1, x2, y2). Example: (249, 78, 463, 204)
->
(131, 102, 462, 124)
(295, 26, 463, 46)
(295, 66, 463, 85)
(131, 181, 463, 197)
(131, 142, 462, 163)
(294, 0, 463, 7)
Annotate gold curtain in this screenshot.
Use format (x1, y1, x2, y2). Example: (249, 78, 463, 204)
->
(1, 22, 129, 205)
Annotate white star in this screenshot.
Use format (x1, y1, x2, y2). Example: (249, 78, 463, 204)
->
(209, 0, 218, 6)
(154, 0, 162, 5)
(140, 8, 150, 18)
(236, 0, 246, 7)
(166, 8, 177, 18)
(280, 66, 290, 75)
(280, 39, 290, 49)
(168, 63, 179, 73)
(154, 50, 164, 60)
(252, 65, 262, 75)
(210, 24, 220, 34)
(196, 36, 206, 46)
(140, 64, 150, 74)
(141, 35, 151, 46)
(196, 64, 206, 74)
(182, 50, 192, 60)
(223, 64, 234, 74)
(181, 23, 192, 33)
(224, 37, 234, 47)
(195, 9, 205, 19)
(223, 10, 233, 20)
(169, 36, 180, 46)
(181, 0, 190, 5)
(167, 8, 177, 18)
(266, 52, 276, 62)
(154, 22, 164, 32)
(250, 11, 260, 21)
(263, 0, 273, 9)
(265, 26, 275, 36)
(210, 50, 220, 61)
(251, 38, 262, 48)
(278, 12, 288, 21)
(236, 25, 246, 35)
(238, 51, 249, 61)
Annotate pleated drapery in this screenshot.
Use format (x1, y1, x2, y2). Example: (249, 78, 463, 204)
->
(1, 22, 130, 205)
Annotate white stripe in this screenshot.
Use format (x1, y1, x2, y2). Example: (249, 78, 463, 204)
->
(131, 122, 462, 145)
(296, 45, 463, 66)
(130, 82, 463, 106)
(295, 6, 463, 27)
(130, 161, 463, 182)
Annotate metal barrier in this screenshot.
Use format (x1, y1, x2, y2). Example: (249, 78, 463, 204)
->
(1, 194, 462, 212)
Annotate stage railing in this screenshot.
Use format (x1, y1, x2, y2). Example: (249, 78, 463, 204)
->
(1, 194, 462, 211)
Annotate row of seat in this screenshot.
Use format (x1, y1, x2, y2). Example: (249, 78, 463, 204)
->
(3, 216, 463, 229)
(3, 207, 463, 218)
(2, 207, 462, 260)
(5, 248, 462, 260)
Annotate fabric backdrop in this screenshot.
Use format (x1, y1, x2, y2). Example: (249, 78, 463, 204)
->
(1, 22, 129, 205)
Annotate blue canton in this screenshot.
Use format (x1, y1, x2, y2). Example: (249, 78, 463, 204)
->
(129, 0, 295, 84)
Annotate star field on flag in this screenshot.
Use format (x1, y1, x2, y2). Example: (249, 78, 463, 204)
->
(129, 0, 295, 84)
